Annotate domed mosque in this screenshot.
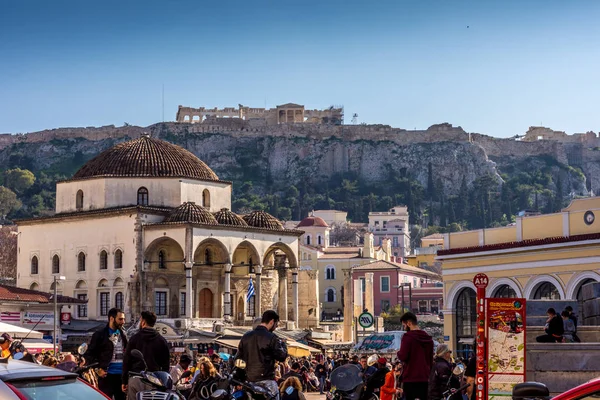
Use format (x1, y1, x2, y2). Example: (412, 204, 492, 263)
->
(16, 135, 317, 329)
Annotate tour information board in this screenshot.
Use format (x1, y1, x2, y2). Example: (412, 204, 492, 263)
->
(486, 298, 526, 399)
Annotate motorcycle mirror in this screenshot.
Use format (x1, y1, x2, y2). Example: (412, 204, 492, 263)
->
(234, 359, 247, 369)
(452, 364, 465, 376)
(78, 343, 88, 355)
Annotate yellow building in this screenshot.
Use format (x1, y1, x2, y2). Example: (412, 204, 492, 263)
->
(407, 233, 444, 271)
(437, 197, 600, 357)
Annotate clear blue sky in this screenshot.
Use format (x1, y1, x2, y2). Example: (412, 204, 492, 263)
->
(1, 0, 599, 137)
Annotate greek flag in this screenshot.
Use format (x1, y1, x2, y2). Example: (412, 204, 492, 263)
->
(247, 278, 255, 302)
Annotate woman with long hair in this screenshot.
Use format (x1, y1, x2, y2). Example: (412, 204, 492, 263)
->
(279, 376, 307, 400)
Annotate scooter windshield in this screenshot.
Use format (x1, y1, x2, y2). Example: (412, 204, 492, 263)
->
(330, 364, 364, 392)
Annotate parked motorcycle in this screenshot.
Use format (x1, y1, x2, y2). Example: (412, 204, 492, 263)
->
(210, 359, 277, 400)
(327, 363, 366, 400)
(129, 348, 192, 400)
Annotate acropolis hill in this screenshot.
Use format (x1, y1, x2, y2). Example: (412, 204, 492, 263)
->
(0, 114, 598, 196)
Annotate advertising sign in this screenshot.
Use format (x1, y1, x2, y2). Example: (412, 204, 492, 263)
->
(486, 298, 526, 399)
(22, 312, 54, 328)
(353, 331, 403, 354)
(473, 274, 488, 400)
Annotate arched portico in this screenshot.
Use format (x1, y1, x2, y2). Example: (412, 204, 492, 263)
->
(144, 237, 185, 272)
(194, 238, 231, 318)
(263, 242, 299, 324)
(488, 278, 523, 298)
(524, 275, 565, 300)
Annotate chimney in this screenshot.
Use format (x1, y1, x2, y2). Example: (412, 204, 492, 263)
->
(363, 232, 374, 259)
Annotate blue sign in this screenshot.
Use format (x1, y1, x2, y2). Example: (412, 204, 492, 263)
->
(444, 335, 450, 341)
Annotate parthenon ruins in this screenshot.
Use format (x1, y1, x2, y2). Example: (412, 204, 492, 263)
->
(176, 103, 343, 125)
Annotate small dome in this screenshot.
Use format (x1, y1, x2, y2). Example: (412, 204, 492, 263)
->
(297, 216, 328, 228)
(213, 208, 248, 227)
(72, 135, 219, 181)
(164, 202, 218, 225)
(243, 210, 284, 230)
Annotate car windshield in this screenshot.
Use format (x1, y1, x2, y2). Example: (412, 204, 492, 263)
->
(10, 378, 107, 400)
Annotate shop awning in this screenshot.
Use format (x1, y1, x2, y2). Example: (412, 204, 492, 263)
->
(215, 338, 241, 350)
(22, 339, 53, 353)
(0, 322, 43, 339)
(458, 338, 475, 345)
(309, 338, 354, 350)
(287, 342, 321, 357)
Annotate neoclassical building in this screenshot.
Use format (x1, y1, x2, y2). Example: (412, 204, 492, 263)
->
(16, 135, 313, 327)
(437, 197, 600, 357)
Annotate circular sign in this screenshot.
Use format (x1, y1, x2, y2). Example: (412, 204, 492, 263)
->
(584, 211, 595, 226)
(60, 312, 71, 324)
(473, 273, 489, 289)
(358, 312, 374, 328)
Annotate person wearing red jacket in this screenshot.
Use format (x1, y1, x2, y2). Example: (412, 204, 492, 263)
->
(380, 361, 403, 400)
(396, 312, 434, 400)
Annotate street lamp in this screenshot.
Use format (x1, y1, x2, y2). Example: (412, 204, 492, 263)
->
(53, 275, 66, 355)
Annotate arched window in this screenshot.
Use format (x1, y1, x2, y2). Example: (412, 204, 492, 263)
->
(577, 279, 597, 325)
(99, 250, 108, 270)
(29, 282, 39, 291)
(202, 189, 211, 208)
(52, 255, 60, 274)
(115, 292, 124, 310)
(326, 288, 336, 302)
(76, 190, 84, 210)
(318, 235, 322, 246)
(30, 256, 38, 275)
(158, 250, 166, 269)
(114, 249, 123, 269)
(533, 282, 560, 300)
(493, 284, 517, 298)
(306, 235, 311, 245)
(137, 187, 149, 206)
(455, 288, 477, 358)
(326, 265, 336, 280)
(205, 249, 212, 266)
(77, 252, 86, 272)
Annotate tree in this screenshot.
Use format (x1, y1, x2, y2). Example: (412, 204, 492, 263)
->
(4, 169, 35, 195)
(456, 176, 469, 221)
(329, 223, 360, 246)
(0, 187, 21, 218)
(427, 162, 435, 200)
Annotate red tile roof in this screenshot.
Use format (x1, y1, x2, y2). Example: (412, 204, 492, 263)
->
(297, 216, 328, 228)
(437, 232, 600, 256)
(0, 284, 86, 304)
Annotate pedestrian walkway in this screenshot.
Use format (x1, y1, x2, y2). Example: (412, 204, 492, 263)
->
(305, 392, 327, 400)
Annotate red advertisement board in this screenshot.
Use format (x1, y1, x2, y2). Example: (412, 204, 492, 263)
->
(485, 298, 527, 399)
(473, 274, 488, 400)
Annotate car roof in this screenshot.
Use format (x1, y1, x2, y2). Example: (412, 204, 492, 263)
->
(0, 360, 77, 382)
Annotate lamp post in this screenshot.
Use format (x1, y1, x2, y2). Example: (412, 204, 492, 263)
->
(393, 282, 412, 313)
(53, 275, 66, 355)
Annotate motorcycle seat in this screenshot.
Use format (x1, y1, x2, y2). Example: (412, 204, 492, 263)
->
(512, 382, 550, 399)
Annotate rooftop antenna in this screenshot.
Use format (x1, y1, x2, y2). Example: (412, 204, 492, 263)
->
(351, 113, 358, 124)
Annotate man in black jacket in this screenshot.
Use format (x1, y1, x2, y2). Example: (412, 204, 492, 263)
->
(536, 308, 564, 342)
(237, 310, 288, 399)
(84, 308, 127, 400)
(122, 311, 170, 398)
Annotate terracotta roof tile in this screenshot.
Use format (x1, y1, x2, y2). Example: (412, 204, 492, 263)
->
(243, 211, 284, 230)
(0, 284, 86, 304)
(164, 202, 218, 225)
(213, 208, 248, 227)
(71, 135, 220, 182)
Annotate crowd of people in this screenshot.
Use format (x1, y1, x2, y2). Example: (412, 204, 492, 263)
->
(0, 308, 480, 400)
(536, 306, 580, 343)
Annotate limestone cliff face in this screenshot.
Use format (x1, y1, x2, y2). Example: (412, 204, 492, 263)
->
(0, 121, 588, 196)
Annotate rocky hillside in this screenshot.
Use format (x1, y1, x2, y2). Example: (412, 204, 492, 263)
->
(0, 121, 590, 231)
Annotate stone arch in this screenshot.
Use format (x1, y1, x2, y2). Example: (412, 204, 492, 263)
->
(566, 271, 600, 300)
(488, 278, 523, 298)
(263, 242, 298, 269)
(113, 277, 124, 287)
(325, 286, 337, 302)
(137, 187, 149, 206)
(232, 240, 261, 271)
(524, 275, 565, 300)
(98, 279, 109, 288)
(194, 238, 230, 266)
(75, 280, 87, 289)
(144, 237, 185, 271)
(29, 282, 40, 291)
(155, 277, 169, 287)
(325, 264, 336, 280)
(50, 281, 63, 291)
(446, 281, 476, 310)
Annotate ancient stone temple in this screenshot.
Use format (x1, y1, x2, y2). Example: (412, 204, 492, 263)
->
(16, 135, 317, 328)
